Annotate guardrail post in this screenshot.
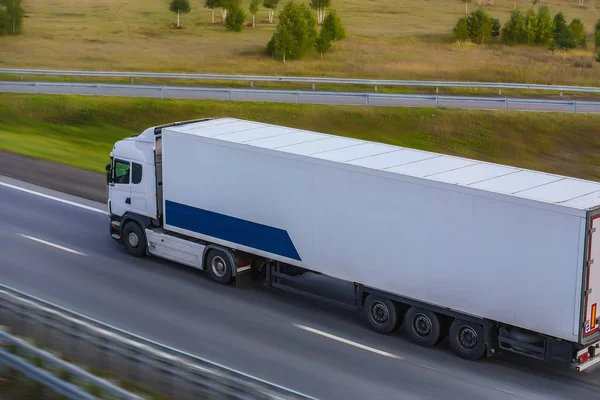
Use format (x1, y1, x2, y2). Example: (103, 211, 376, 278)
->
(160, 87, 164, 99)
(436, 87, 439, 94)
(498, 89, 501, 95)
(573, 101, 577, 113)
(435, 95, 439, 108)
(374, 86, 377, 92)
(504, 98, 508, 110)
(250, 81, 253, 87)
(366, 93, 370, 107)
(96, 85, 101, 96)
(560, 91, 563, 96)
(297, 91, 300, 105)
(131, 78, 134, 83)
(35, 83, 39, 94)
(312, 83, 315, 90)
(228, 89, 231, 102)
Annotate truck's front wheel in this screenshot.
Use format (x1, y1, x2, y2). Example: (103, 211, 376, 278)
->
(206, 249, 233, 285)
(123, 222, 146, 258)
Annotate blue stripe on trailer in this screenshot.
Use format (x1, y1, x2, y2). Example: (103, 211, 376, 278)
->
(165, 200, 302, 261)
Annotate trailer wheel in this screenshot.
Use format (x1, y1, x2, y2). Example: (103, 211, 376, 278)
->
(364, 295, 401, 334)
(404, 307, 441, 347)
(123, 222, 146, 258)
(206, 250, 233, 285)
(448, 319, 486, 361)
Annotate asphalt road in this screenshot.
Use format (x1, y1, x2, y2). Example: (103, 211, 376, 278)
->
(1, 173, 600, 399)
(2, 81, 600, 113)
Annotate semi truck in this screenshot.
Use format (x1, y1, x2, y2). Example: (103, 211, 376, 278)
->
(106, 117, 600, 370)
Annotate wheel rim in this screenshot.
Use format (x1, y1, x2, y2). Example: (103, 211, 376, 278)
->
(128, 232, 139, 248)
(413, 313, 432, 337)
(211, 256, 228, 278)
(457, 326, 478, 351)
(370, 301, 389, 325)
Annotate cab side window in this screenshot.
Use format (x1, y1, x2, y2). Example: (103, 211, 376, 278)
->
(114, 159, 130, 184)
(132, 163, 143, 184)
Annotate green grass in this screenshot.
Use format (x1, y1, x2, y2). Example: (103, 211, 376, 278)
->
(2, 0, 599, 86)
(0, 93, 599, 182)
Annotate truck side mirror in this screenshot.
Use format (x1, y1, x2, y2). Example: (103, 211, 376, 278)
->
(106, 164, 112, 185)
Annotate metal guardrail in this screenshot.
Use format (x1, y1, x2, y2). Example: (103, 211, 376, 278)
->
(2, 80, 600, 113)
(0, 331, 142, 400)
(0, 284, 316, 400)
(1, 68, 600, 94)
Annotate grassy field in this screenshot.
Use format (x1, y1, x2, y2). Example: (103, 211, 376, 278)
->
(1, 0, 598, 86)
(0, 94, 598, 182)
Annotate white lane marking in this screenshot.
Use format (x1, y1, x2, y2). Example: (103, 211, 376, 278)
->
(0, 181, 108, 215)
(293, 324, 403, 359)
(18, 234, 87, 256)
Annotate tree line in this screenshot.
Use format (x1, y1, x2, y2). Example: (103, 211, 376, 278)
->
(453, 5, 600, 55)
(170, 0, 346, 61)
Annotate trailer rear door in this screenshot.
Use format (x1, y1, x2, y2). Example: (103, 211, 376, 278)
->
(584, 216, 600, 337)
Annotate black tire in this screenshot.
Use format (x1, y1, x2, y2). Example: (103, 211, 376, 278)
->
(404, 307, 442, 347)
(448, 319, 487, 361)
(123, 222, 146, 258)
(364, 295, 401, 334)
(206, 249, 233, 285)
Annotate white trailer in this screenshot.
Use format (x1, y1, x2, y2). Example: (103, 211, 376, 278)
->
(106, 117, 600, 370)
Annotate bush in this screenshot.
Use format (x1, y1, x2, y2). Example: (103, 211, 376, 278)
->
(453, 17, 469, 42)
(596, 31, 600, 49)
(466, 8, 492, 44)
(555, 23, 577, 51)
(596, 51, 600, 62)
(225, 4, 246, 31)
(321, 9, 345, 40)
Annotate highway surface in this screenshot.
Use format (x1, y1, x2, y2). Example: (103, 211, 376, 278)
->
(2, 171, 600, 399)
(2, 80, 600, 113)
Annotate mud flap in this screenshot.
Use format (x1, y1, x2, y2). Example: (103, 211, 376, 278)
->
(235, 265, 253, 288)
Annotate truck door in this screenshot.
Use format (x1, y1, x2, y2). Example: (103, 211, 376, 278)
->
(110, 158, 132, 217)
(130, 162, 147, 215)
(584, 215, 600, 337)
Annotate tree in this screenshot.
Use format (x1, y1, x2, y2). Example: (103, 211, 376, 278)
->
(309, 0, 330, 25)
(462, 0, 471, 15)
(205, 0, 220, 24)
(268, 0, 317, 62)
(3, 0, 25, 35)
(491, 18, 501, 39)
(453, 16, 469, 42)
(502, 9, 526, 44)
(321, 9, 345, 40)
(315, 28, 332, 58)
(249, 0, 260, 27)
(467, 8, 492, 44)
(569, 18, 586, 47)
(553, 12, 566, 39)
(225, 0, 246, 31)
(548, 39, 557, 54)
(555, 23, 577, 50)
(263, 0, 280, 23)
(535, 6, 554, 46)
(523, 8, 538, 45)
(169, 0, 191, 28)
